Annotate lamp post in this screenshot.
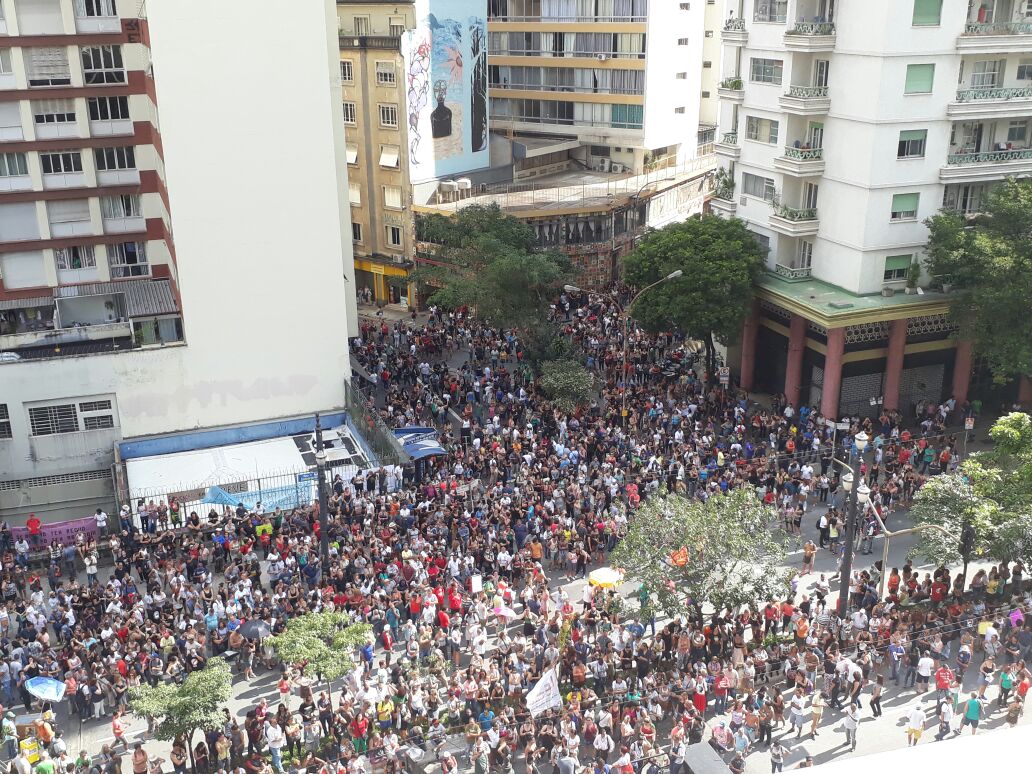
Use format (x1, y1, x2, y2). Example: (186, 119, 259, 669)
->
(314, 413, 330, 566)
(833, 430, 869, 620)
(870, 512, 955, 598)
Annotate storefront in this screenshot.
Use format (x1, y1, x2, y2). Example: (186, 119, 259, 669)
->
(354, 257, 415, 307)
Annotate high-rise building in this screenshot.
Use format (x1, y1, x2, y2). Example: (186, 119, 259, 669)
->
(711, 0, 1030, 418)
(0, 0, 356, 521)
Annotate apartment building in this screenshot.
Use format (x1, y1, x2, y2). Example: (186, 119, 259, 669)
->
(711, 0, 1032, 418)
(0, 0, 356, 521)
(338, 1, 418, 307)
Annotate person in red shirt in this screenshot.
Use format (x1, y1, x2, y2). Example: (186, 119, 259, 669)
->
(25, 513, 42, 549)
(349, 713, 368, 753)
(935, 664, 954, 700)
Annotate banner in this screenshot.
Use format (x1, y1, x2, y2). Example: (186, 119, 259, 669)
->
(526, 668, 561, 717)
(11, 517, 97, 546)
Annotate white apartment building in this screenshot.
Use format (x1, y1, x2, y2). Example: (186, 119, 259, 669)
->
(0, 0, 357, 522)
(711, 0, 1031, 419)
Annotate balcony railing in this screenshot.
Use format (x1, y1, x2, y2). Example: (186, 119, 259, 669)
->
(724, 17, 746, 30)
(719, 77, 744, 90)
(783, 145, 823, 160)
(787, 22, 835, 35)
(775, 205, 818, 221)
(786, 85, 829, 98)
(713, 185, 735, 201)
(946, 148, 1032, 165)
(773, 263, 812, 279)
(955, 86, 1032, 102)
(963, 21, 1032, 34)
(721, 132, 739, 144)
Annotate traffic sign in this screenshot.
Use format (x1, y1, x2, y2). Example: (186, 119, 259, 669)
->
(964, 417, 975, 431)
(297, 471, 318, 482)
(718, 366, 730, 386)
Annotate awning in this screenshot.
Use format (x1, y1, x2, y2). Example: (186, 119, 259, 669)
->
(346, 143, 358, 164)
(393, 426, 446, 461)
(54, 279, 179, 317)
(0, 296, 54, 311)
(379, 144, 400, 168)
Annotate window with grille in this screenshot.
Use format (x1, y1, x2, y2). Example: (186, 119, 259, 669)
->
(40, 151, 83, 174)
(379, 104, 398, 128)
(78, 399, 115, 430)
(82, 415, 115, 430)
(0, 405, 11, 440)
(94, 146, 135, 170)
(340, 60, 353, 83)
(376, 61, 397, 86)
(0, 153, 28, 177)
(81, 400, 113, 414)
(343, 102, 357, 125)
(77, 0, 118, 16)
(80, 45, 126, 85)
(29, 404, 79, 436)
(32, 99, 76, 124)
(749, 58, 783, 85)
(101, 194, 141, 219)
(55, 245, 96, 270)
(88, 96, 130, 121)
(108, 241, 149, 277)
(27, 48, 72, 87)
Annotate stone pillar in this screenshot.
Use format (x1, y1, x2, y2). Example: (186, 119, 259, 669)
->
(821, 327, 846, 419)
(739, 299, 760, 393)
(953, 340, 973, 404)
(783, 314, 808, 408)
(882, 318, 907, 411)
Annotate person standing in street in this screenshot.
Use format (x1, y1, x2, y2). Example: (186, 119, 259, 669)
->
(906, 704, 925, 746)
(934, 699, 955, 741)
(770, 740, 786, 773)
(960, 692, 985, 735)
(843, 704, 860, 752)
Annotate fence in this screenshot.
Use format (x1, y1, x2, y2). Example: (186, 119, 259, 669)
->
(344, 378, 410, 469)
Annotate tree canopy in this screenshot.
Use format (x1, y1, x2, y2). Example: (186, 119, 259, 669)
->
(413, 204, 572, 331)
(268, 612, 371, 684)
(611, 487, 788, 619)
(924, 178, 1032, 380)
(539, 359, 596, 412)
(622, 216, 766, 373)
(129, 657, 232, 744)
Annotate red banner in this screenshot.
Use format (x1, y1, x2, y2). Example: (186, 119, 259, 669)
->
(11, 517, 98, 546)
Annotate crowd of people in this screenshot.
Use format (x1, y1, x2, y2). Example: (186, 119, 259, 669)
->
(2, 285, 1027, 774)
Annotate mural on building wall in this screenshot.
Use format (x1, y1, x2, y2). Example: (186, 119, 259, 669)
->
(402, 0, 489, 182)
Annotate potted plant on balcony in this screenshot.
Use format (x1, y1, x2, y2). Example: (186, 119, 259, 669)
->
(882, 285, 896, 297)
(712, 167, 734, 201)
(905, 261, 921, 294)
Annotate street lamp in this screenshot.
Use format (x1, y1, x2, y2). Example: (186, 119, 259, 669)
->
(564, 284, 581, 294)
(620, 270, 683, 425)
(313, 413, 331, 566)
(834, 430, 869, 621)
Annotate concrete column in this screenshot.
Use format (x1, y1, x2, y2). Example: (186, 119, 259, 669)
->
(1019, 375, 1032, 407)
(739, 299, 760, 392)
(783, 314, 807, 408)
(953, 340, 974, 404)
(821, 327, 846, 420)
(882, 318, 908, 411)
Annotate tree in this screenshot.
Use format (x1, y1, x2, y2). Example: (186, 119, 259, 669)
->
(611, 488, 788, 620)
(623, 216, 766, 375)
(129, 658, 232, 769)
(924, 178, 1032, 380)
(412, 205, 572, 331)
(539, 359, 596, 412)
(268, 612, 371, 699)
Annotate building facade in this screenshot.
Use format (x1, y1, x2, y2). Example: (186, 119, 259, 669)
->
(338, 1, 418, 307)
(0, 0, 356, 522)
(711, 0, 1032, 418)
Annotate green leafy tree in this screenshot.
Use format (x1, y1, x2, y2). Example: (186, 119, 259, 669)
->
(539, 359, 596, 412)
(924, 178, 1032, 380)
(623, 216, 766, 375)
(611, 488, 788, 620)
(268, 612, 371, 699)
(412, 205, 572, 331)
(129, 658, 232, 769)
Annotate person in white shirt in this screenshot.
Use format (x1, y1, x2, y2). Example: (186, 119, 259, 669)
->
(906, 704, 926, 745)
(916, 651, 935, 691)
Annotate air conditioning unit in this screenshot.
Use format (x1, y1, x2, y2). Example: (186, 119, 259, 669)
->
(739, 196, 748, 206)
(610, 163, 624, 173)
(456, 178, 472, 191)
(598, 158, 611, 172)
(596, 53, 609, 62)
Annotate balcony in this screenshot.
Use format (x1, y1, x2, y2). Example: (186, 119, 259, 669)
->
(940, 147, 1032, 183)
(768, 205, 819, 237)
(774, 145, 824, 176)
(0, 174, 32, 193)
(717, 77, 744, 103)
(947, 86, 1032, 119)
(779, 85, 831, 115)
(709, 182, 737, 216)
(721, 17, 748, 45)
(784, 22, 835, 52)
(74, 14, 122, 33)
(42, 172, 87, 190)
(35, 123, 80, 141)
(958, 21, 1032, 53)
(96, 169, 140, 186)
(0, 320, 132, 352)
(715, 132, 740, 160)
(772, 263, 812, 281)
(89, 119, 134, 137)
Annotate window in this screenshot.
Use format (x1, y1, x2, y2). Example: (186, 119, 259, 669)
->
(343, 102, 356, 125)
(0, 153, 28, 177)
(703, 61, 712, 68)
(797, 240, 813, 268)
(340, 60, 354, 83)
(389, 17, 406, 36)
(108, 241, 149, 277)
(379, 144, 400, 168)
(82, 414, 114, 430)
(383, 185, 402, 209)
(40, 151, 83, 174)
(674, 106, 686, 114)
(353, 16, 370, 35)
(701, 90, 710, 97)
(750, 58, 783, 85)
(349, 181, 361, 206)
(88, 95, 129, 121)
(680, 2, 690, 8)
(884, 254, 912, 281)
(376, 61, 397, 86)
(101, 194, 141, 219)
(80, 45, 125, 85)
(27, 48, 72, 87)
(346, 143, 358, 165)
(385, 225, 403, 248)
(32, 99, 75, 124)
(29, 404, 79, 436)
(677, 38, 690, 45)
(379, 104, 398, 128)
(746, 115, 779, 144)
(704, 30, 713, 37)
(78, 399, 114, 430)
(897, 129, 927, 158)
(0, 50, 11, 76)
(1008, 119, 1028, 144)
(970, 59, 1002, 88)
(94, 146, 135, 170)
(742, 172, 775, 202)
(904, 63, 935, 94)
(352, 222, 362, 243)
(78, 0, 118, 17)
(676, 72, 687, 79)
(55, 245, 96, 270)
(890, 192, 919, 220)
(912, 0, 942, 25)
(47, 199, 91, 226)
(754, 0, 788, 22)
(1019, 59, 1032, 81)
(0, 405, 10, 441)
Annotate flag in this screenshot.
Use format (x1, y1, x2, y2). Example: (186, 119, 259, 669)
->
(526, 667, 561, 717)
